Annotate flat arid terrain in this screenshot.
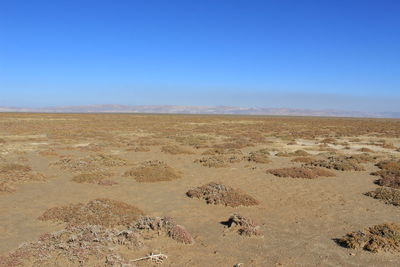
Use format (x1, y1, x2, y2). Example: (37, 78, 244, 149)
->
(1, 113, 400, 266)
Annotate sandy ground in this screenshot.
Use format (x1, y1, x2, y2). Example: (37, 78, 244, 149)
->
(0, 113, 400, 266)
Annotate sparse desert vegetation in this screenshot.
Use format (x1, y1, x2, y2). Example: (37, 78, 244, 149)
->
(267, 167, 335, 179)
(186, 182, 259, 207)
(124, 160, 181, 182)
(1, 113, 400, 266)
(337, 223, 400, 253)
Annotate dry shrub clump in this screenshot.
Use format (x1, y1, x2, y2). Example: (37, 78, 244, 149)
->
(52, 154, 127, 172)
(186, 182, 259, 207)
(0, 163, 46, 194)
(161, 145, 194, 155)
(267, 167, 335, 179)
(126, 146, 151, 152)
(276, 150, 310, 157)
(51, 157, 99, 172)
(90, 154, 128, 167)
(0, 225, 145, 267)
(308, 156, 365, 171)
(1, 215, 195, 266)
(358, 147, 374, 153)
(372, 159, 400, 189)
(39, 198, 144, 227)
(224, 213, 263, 237)
(291, 156, 315, 164)
(194, 155, 242, 167)
(365, 188, 400, 206)
(0, 182, 16, 194)
(201, 148, 242, 155)
(124, 160, 181, 182)
(246, 149, 270, 164)
(337, 223, 400, 253)
(194, 156, 228, 168)
(71, 171, 117, 186)
(134, 216, 194, 244)
(375, 159, 400, 172)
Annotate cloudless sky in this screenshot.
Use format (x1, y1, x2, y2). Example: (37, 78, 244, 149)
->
(1, 0, 399, 111)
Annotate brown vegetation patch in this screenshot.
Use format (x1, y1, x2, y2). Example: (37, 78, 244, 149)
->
(1, 214, 194, 266)
(358, 147, 374, 153)
(90, 154, 128, 167)
(124, 160, 181, 182)
(51, 157, 100, 172)
(223, 213, 263, 237)
(291, 156, 315, 163)
(126, 146, 150, 152)
(308, 156, 365, 171)
(186, 182, 259, 207)
(276, 150, 310, 157)
(267, 167, 335, 179)
(337, 223, 400, 253)
(71, 171, 117, 186)
(0, 163, 46, 194)
(376, 159, 400, 172)
(246, 149, 270, 163)
(201, 148, 242, 155)
(38, 198, 144, 227)
(0, 182, 16, 194)
(365, 188, 400, 206)
(194, 156, 228, 168)
(161, 145, 194, 155)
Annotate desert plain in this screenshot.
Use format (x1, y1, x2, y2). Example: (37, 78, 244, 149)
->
(0, 113, 400, 266)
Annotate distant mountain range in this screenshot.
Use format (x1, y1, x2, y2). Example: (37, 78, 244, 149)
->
(0, 105, 399, 118)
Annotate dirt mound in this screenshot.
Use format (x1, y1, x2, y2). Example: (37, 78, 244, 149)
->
(358, 147, 374, 153)
(194, 155, 242, 167)
(126, 146, 151, 152)
(52, 154, 127, 172)
(223, 213, 263, 237)
(51, 157, 100, 172)
(0, 163, 46, 194)
(374, 174, 400, 189)
(337, 223, 400, 253)
(72, 171, 117, 186)
(291, 156, 315, 163)
(0, 182, 15, 194)
(161, 145, 194, 155)
(1, 215, 194, 267)
(134, 216, 195, 244)
(38, 198, 144, 227)
(267, 167, 335, 179)
(276, 150, 310, 157)
(308, 156, 365, 171)
(0, 225, 144, 267)
(124, 160, 181, 182)
(201, 148, 243, 155)
(89, 154, 128, 167)
(365, 188, 400, 206)
(376, 159, 400, 172)
(246, 149, 270, 163)
(194, 156, 228, 168)
(186, 182, 259, 207)
(372, 159, 400, 189)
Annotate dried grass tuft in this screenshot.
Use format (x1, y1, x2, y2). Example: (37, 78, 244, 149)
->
(267, 167, 335, 179)
(365, 188, 400, 206)
(337, 223, 400, 253)
(124, 160, 181, 182)
(38, 198, 144, 227)
(186, 182, 259, 207)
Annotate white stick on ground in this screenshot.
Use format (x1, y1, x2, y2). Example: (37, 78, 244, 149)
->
(130, 252, 168, 264)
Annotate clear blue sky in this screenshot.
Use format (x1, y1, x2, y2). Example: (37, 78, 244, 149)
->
(1, 0, 399, 111)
